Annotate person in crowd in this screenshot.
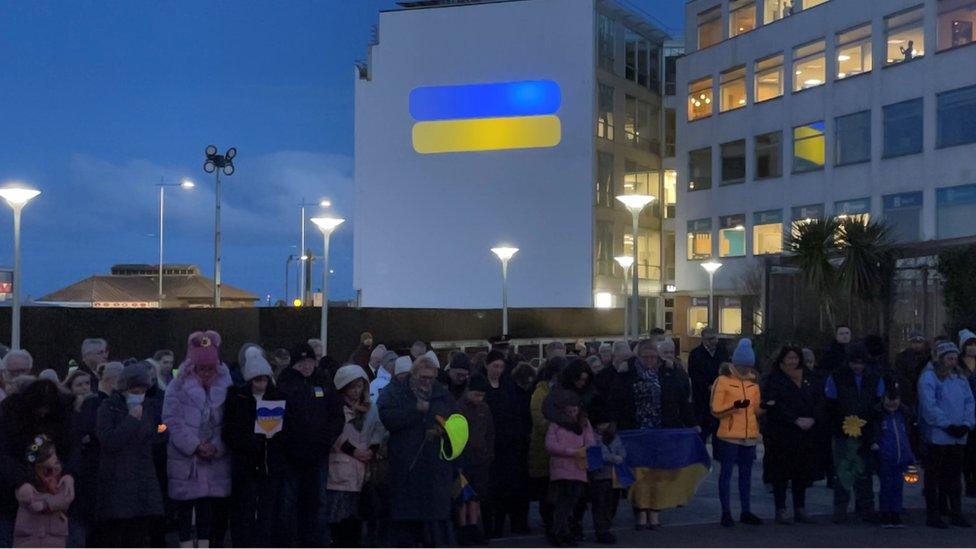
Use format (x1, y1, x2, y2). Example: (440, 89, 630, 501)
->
(222, 346, 282, 548)
(587, 403, 625, 545)
(528, 357, 566, 539)
(894, 335, 929, 409)
(958, 329, 976, 497)
(62, 369, 97, 546)
(484, 350, 533, 537)
(863, 335, 890, 375)
(593, 341, 629, 398)
(573, 340, 588, 358)
(364, 345, 389, 382)
(820, 325, 853, 374)
(511, 362, 536, 396)
(546, 342, 567, 362)
(38, 370, 60, 384)
(918, 341, 975, 529)
(802, 348, 817, 370)
(347, 333, 375, 371)
(378, 355, 459, 547)
(825, 343, 885, 523)
(710, 339, 764, 527)
(62, 371, 92, 414)
(277, 342, 344, 547)
(441, 352, 471, 401)
(657, 338, 684, 372)
(0, 350, 32, 403)
(325, 365, 374, 548)
(14, 434, 74, 548)
(585, 356, 604, 377)
(80, 338, 109, 380)
(875, 387, 916, 529)
(409, 340, 428, 361)
(597, 344, 612, 372)
(688, 327, 728, 443)
(457, 375, 494, 546)
(95, 361, 165, 546)
(163, 331, 234, 548)
(608, 339, 696, 529)
(544, 389, 594, 548)
(235, 343, 266, 389)
(470, 351, 488, 378)
(761, 344, 827, 526)
(308, 339, 325, 362)
(270, 348, 291, 378)
(0, 379, 76, 548)
(147, 349, 176, 391)
(369, 350, 399, 404)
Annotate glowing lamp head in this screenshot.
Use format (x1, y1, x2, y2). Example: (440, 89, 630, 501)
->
(310, 217, 344, 234)
(292, 298, 303, 307)
(614, 255, 634, 270)
(0, 187, 40, 208)
(701, 261, 723, 275)
(180, 179, 195, 189)
(615, 194, 656, 213)
(594, 292, 613, 309)
(319, 199, 331, 208)
(491, 247, 519, 262)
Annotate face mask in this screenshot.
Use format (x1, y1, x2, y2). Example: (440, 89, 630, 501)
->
(126, 393, 145, 407)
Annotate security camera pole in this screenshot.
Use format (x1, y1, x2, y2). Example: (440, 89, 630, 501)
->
(203, 145, 237, 308)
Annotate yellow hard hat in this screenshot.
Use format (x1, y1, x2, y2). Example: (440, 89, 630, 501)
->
(437, 414, 469, 461)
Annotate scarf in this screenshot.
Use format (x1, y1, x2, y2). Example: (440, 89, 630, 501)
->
(633, 365, 662, 429)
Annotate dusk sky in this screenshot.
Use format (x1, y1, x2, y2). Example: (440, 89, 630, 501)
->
(0, 0, 683, 303)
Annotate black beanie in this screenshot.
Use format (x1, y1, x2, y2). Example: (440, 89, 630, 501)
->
(291, 342, 317, 366)
(449, 352, 472, 371)
(486, 350, 506, 365)
(467, 375, 491, 393)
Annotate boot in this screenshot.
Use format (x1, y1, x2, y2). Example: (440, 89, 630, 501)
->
(794, 508, 814, 524)
(775, 509, 792, 525)
(720, 513, 734, 528)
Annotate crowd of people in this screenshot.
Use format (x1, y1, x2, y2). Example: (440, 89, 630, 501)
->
(0, 325, 973, 548)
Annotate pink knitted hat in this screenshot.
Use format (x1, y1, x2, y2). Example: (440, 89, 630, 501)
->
(187, 330, 221, 366)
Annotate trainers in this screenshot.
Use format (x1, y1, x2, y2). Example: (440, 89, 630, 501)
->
(950, 514, 973, 528)
(775, 509, 792, 525)
(740, 512, 763, 525)
(721, 513, 735, 528)
(595, 532, 617, 545)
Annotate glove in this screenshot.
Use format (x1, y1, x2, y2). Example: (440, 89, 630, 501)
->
(732, 399, 751, 409)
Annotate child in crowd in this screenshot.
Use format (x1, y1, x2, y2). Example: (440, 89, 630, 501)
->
(588, 406, 625, 545)
(14, 434, 75, 548)
(457, 375, 495, 546)
(875, 388, 916, 529)
(545, 390, 595, 548)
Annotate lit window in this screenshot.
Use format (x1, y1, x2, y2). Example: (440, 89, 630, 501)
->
(938, 0, 976, 51)
(764, 0, 792, 24)
(664, 170, 677, 218)
(836, 23, 872, 80)
(835, 110, 871, 165)
(937, 184, 976, 239)
(753, 209, 784, 255)
(624, 161, 652, 195)
(596, 152, 614, 207)
(793, 121, 825, 172)
(720, 140, 746, 185)
(719, 214, 747, 258)
(755, 131, 783, 179)
(687, 218, 713, 260)
(883, 98, 923, 157)
(937, 84, 976, 149)
(834, 197, 871, 224)
(688, 77, 713, 121)
(720, 66, 747, 112)
(598, 14, 615, 72)
(791, 204, 825, 231)
(793, 39, 826, 91)
(754, 54, 784, 102)
(597, 84, 614, 140)
(688, 147, 712, 191)
(698, 6, 722, 49)
(595, 292, 613, 309)
(883, 192, 923, 243)
(623, 232, 660, 280)
(730, 0, 757, 37)
(885, 6, 925, 65)
(688, 306, 709, 336)
(720, 306, 743, 335)
(625, 96, 657, 151)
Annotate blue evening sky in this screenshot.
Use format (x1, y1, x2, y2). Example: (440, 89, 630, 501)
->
(0, 0, 683, 304)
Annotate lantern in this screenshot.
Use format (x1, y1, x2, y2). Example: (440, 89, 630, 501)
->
(903, 465, 919, 484)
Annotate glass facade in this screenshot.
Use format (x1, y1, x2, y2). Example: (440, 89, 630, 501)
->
(937, 184, 976, 239)
(883, 192, 923, 243)
(596, 152, 614, 207)
(625, 95, 657, 151)
(598, 13, 615, 72)
(885, 6, 925, 65)
(720, 66, 747, 112)
(755, 54, 784, 102)
(883, 98, 924, 157)
(597, 83, 614, 140)
(698, 6, 722, 49)
(835, 110, 871, 165)
(624, 161, 653, 195)
(836, 23, 872, 79)
(625, 29, 660, 90)
(730, 0, 757, 37)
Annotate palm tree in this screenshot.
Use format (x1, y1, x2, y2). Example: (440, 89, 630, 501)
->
(784, 217, 840, 328)
(836, 217, 894, 329)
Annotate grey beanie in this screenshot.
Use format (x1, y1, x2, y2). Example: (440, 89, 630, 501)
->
(117, 361, 152, 391)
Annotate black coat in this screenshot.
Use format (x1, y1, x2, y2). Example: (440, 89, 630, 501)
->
(820, 341, 848, 374)
(893, 348, 929, 407)
(607, 361, 696, 431)
(485, 377, 532, 499)
(688, 344, 729, 432)
(377, 375, 458, 522)
(277, 367, 344, 469)
(222, 384, 286, 477)
(70, 393, 105, 523)
(95, 392, 166, 520)
(827, 366, 883, 446)
(761, 368, 828, 484)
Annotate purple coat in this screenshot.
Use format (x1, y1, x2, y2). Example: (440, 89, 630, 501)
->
(162, 361, 233, 501)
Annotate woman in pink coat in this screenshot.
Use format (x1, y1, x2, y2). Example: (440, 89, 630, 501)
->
(545, 390, 595, 548)
(163, 331, 234, 548)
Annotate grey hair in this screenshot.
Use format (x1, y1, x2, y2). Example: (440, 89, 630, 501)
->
(307, 338, 323, 348)
(81, 338, 107, 357)
(657, 338, 676, 352)
(2, 349, 33, 371)
(99, 361, 124, 381)
(612, 340, 631, 355)
(410, 355, 438, 374)
(636, 339, 658, 354)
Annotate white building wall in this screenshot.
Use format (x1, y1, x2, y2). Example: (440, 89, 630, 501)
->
(354, 0, 597, 308)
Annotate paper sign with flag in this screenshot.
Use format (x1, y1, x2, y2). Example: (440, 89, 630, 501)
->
(255, 400, 285, 438)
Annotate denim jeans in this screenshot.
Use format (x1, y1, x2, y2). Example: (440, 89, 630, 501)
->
(278, 461, 327, 547)
(715, 438, 756, 515)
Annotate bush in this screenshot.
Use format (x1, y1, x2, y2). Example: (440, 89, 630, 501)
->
(937, 244, 976, 334)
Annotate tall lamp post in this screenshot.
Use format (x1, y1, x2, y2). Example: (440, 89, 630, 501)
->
(203, 145, 236, 308)
(157, 178, 194, 306)
(614, 255, 634, 341)
(310, 216, 344, 351)
(297, 199, 331, 306)
(490, 246, 518, 337)
(616, 194, 656, 338)
(0, 187, 41, 350)
(701, 261, 723, 330)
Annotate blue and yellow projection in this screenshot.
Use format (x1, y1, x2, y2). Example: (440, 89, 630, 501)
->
(410, 80, 562, 154)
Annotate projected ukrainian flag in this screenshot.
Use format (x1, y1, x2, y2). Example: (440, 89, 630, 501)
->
(410, 80, 562, 154)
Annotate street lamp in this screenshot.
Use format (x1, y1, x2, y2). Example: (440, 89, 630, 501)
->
(310, 216, 344, 351)
(298, 198, 332, 306)
(156, 178, 194, 307)
(490, 246, 518, 337)
(616, 194, 656, 338)
(614, 255, 634, 341)
(0, 187, 40, 350)
(203, 145, 236, 308)
(701, 261, 723, 331)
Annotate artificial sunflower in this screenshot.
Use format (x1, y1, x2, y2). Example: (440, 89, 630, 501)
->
(842, 415, 867, 438)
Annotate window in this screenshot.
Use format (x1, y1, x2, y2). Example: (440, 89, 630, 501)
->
(720, 298, 743, 335)
(755, 54, 784, 102)
(938, 0, 976, 51)
(792, 203, 825, 223)
(698, 6, 722, 49)
(730, 0, 757, 37)
(721, 140, 746, 184)
(755, 131, 783, 179)
(688, 147, 712, 191)
(835, 110, 871, 165)
(597, 84, 614, 140)
(753, 209, 784, 255)
(937, 184, 976, 239)
(836, 23, 872, 79)
(793, 121, 825, 172)
(720, 66, 747, 112)
(624, 232, 661, 280)
(719, 214, 747, 257)
(687, 218, 713, 260)
(688, 306, 709, 336)
(764, 0, 792, 24)
(835, 197, 871, 224)
(664, 170, 677, 218)
(885, 6, 925, 65)
(793, 39, 826, 91)
(624, 161, 653, 195)
(596, 221, 614, 276)
(598, 14, 615, 72)
(664, 45, 681, 95)
(937, 84, 976, 148)
(883, 98, 923, 157)
(596, 152, 614, 207)
(665, 108, 676, 156)
(625, 29, 660, 89)
(688, 77, 713, 121)
(884, 191, 923, 242)
(625, 95, 657, 151)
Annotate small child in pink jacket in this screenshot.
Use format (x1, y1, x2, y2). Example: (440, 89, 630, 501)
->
(545, 390, 594, 547)
(14, 435, 74, 548)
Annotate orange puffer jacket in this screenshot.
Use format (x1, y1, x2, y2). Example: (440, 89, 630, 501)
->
(710, 366, 761, 441)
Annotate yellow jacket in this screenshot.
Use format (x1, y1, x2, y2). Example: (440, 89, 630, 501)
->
(710, 366, 761, 441)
